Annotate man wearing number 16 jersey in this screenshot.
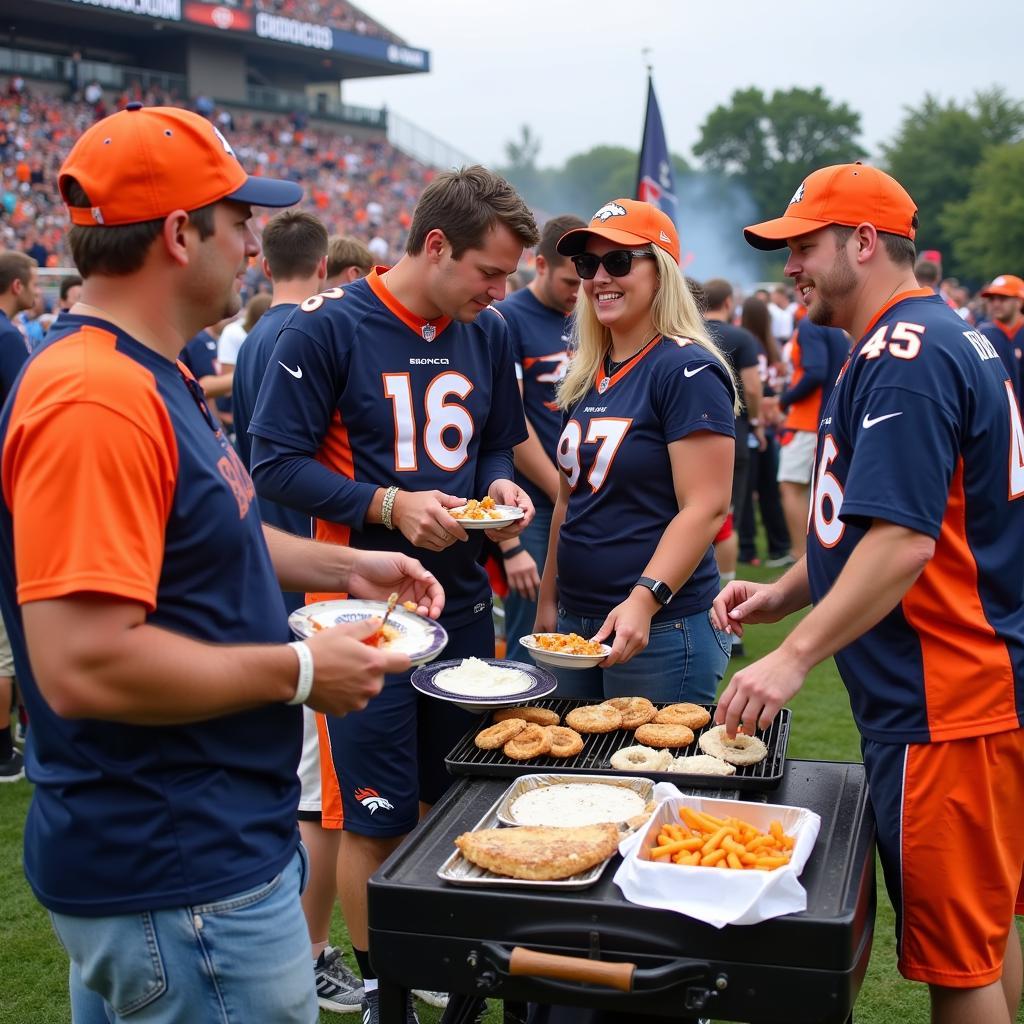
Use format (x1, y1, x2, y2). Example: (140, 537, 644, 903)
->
(714, 163, 1024, 1024)
(248, 166, 537, 1014)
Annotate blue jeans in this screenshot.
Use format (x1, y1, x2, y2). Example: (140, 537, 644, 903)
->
(554, 606, 731, 704)
(50, 847, 317, 1024)
(504, 501, 553, 657)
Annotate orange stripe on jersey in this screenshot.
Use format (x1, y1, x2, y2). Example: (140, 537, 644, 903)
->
(2, 325, 177, 609)
(901, 459, 1018, 742)
(366, 267, 452, 342)
(316, 711, 344, 830)
(592, 334, 662, 393)
(862, 288, 935, 337)
(308, 409, 353, 603)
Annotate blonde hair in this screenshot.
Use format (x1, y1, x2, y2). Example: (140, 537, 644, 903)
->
(557, 246, 740, 414)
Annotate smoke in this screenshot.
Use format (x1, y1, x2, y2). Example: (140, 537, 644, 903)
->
(676, 172, 764, 287)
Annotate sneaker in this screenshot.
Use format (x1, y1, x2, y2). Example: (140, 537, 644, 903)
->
(0, 748, 24, 783)
(360, 989, 420, 1024)
(764, 553, 796, 568)
(315, 947, 364, 1014)
(14, 721, 27, 747)
(412, 990, 449, 1009)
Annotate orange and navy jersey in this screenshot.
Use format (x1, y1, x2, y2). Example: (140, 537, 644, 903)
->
(555, 336, 735, 622)
(780, 319, 848, 432)
(248, 269, 527, 626)
(806, 290, 1024, 744)
(496, 288, 571, 509)
(977, 317, 1024, 400)
(0, 315, 298, 916)
(0, 310, 30, 406)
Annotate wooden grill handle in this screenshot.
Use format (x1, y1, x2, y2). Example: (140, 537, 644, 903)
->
(508, 948, 635, 992)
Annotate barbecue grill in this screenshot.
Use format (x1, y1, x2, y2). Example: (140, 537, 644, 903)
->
(369, 759, 875, 1023)
(446, 699, 791, 790)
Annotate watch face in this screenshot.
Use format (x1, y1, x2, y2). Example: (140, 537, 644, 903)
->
(652, 581, 672, 604)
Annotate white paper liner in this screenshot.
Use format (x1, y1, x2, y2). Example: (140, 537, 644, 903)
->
(613, 782, 821, 929)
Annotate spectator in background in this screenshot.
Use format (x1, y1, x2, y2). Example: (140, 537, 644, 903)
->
(914, 257, 941, 294)
(772, 317, 850, 559)
(703, 278, 763, 659)
(216, 292, 271, 437)
(58, 274, 82, 311)
(22, 227, 47, 268)
(737, 295, 792, 569)
(325, 234, 373, 287)
(0, 251, 35, 782)
(768, 284, 795, 346)
(977, 274, 1024, 400)
(496, 213, 584, 658)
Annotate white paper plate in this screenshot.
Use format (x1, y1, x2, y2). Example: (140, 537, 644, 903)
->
(449, 503, 525, 530)
(288, 599, 448, 667)
(519, 633, 611, 670)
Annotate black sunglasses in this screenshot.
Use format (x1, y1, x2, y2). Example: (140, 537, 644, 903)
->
(571, 249, 655, 280)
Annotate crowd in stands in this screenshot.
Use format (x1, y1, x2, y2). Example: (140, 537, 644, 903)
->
(213, 0, 403, 41)
(0, 82, 432, 271)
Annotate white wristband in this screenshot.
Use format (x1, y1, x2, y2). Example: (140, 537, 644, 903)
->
(286, 640, 314, 705)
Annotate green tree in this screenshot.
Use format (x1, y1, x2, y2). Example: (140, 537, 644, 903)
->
(880, 88, 1024, 267)
(940, 141, 1024, 282)
(693, 86, 863, 220)
(501, 124, 543, 200)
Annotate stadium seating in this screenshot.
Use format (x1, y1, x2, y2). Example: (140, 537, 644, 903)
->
(0, 84, 430, 269)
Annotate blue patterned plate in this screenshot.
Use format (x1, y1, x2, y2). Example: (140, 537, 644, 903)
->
(411, 658, 556, 712)
(288, 599, 448, 667)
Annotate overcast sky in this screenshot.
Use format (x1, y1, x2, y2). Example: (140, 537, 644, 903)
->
(345, 0, 1024, 169)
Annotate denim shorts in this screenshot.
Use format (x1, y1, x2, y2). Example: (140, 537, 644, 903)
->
(50, 846, 317, 1023)
(553, 606, 731, 704)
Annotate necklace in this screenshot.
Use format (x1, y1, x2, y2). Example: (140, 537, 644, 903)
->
(598, 336, 656, 394)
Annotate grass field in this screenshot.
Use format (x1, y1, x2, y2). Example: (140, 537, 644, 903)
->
(1, 560, 1022, 1024)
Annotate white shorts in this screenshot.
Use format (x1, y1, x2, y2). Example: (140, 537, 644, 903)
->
(297, 705, 322, 813)
(777, 430, 817, 485)
(0, 611, 13, 677)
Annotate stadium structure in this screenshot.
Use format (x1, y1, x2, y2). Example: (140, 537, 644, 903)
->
(0, 0, 428, 135)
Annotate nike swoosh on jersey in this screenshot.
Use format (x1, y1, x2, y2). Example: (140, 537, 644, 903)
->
(862, 411, 902, 429)
(279, 362, 303, 379)
(683, 364, 711, 377)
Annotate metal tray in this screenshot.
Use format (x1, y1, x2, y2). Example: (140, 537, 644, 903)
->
(445, 699, 791, 791)
(437, 785, 619, 890)
(494, 773, 655, 827)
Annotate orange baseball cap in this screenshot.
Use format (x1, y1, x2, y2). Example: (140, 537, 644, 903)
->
(743, 163, 918, 251)
(59, 103, 302, 226)
(981, 275, 1024, 299)
(556, 199, 680, 264)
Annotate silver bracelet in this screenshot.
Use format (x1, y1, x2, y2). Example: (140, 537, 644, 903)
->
(286, 640, 314, 705)
(380, 486, 399, 530)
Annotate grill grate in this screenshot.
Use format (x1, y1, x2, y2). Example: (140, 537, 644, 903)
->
(446, 699, 791, 791)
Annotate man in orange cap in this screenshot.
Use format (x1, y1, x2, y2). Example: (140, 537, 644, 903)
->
(978, 274, 1024, 400)
(0, 104, 444, 1023)
(714, 163, 1024, 1024)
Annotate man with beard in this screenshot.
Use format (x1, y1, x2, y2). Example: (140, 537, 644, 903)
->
(713, 163, 1024, 1024)
(977, 274, 1024, 401)
(248, 165, 537, 1023)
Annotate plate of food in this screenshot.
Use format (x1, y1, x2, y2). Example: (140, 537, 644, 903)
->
(495, 774, 655, 828)
(449, 497, 525, 529)
(411, 657, 556, 712)
(519, 632, 611, 670)
(288, 599, 448, 667)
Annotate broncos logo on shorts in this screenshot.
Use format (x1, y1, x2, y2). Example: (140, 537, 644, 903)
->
(353, 787, 395, 814)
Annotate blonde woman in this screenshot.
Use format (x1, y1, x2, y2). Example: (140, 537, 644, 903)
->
(535, 200, 738, 702)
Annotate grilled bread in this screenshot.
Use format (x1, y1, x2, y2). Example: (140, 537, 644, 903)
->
(454, 823, 620, 880)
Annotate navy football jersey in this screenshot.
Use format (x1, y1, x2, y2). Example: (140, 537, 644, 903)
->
(179, 328, 219, 384)
(555, 336, 735, 622)
(0, 310, 30, 406)
(248, 270, 527, 626)
(497, 288, 571, 506)
(0, 314, 297, 915)
(806, 289, 1024, 745)
(977, 318, 1023, 401)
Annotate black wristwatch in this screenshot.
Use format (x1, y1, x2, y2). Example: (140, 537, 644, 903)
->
(633, 576, 673, 606)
